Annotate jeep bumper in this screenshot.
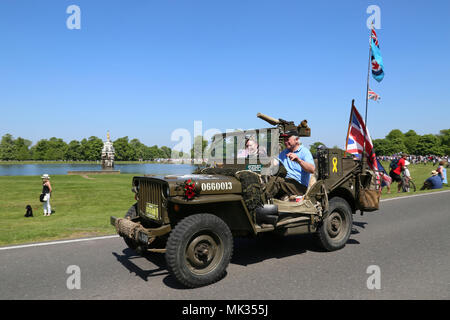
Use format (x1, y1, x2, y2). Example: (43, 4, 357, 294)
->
(110, 216, 171, 247)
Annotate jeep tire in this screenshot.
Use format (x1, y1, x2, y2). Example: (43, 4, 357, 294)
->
(165, 214, 233, 288)
(316, 197, 353, 251)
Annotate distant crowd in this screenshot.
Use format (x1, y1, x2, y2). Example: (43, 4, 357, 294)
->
(376, 153, 448, 193)
(377, 154, 449, 167)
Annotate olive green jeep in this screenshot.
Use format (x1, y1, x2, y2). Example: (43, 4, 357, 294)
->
(110, 113, 380, 288)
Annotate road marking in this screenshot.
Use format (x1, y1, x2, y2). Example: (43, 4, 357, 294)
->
(0, 235, 119, 251)
(380, 189, 450, 202)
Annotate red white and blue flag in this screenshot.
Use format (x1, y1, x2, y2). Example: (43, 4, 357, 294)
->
(345, 105, 378, 172)
(377, 159, 392, 185)
(370, 28, 384, 82)
(368, 88, 380, 101)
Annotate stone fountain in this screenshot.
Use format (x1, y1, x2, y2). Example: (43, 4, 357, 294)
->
(68, 131, 120, 175)
(101, 131, 115, 169)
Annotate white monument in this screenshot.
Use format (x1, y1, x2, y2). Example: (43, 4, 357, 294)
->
(101, 131, 115, 169)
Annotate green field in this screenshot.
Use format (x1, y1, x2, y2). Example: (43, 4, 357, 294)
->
(0, 173, 137, 246)
(0, 163, 448, 246)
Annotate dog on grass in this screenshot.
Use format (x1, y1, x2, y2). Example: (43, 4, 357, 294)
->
(25, 205, 33, 217)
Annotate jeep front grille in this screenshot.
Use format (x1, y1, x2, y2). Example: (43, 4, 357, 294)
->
(137, 180, 166, 222)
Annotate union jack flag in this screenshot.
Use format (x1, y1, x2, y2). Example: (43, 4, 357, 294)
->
(368, 88, 380, 101)
(345, 105, 378, 172)
(371, 28, 379, 47)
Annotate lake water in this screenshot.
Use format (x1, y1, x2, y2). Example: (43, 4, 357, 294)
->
(0, 163, 196, 176)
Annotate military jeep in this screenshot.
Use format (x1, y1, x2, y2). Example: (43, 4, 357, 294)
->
(110, 113, 379, 288)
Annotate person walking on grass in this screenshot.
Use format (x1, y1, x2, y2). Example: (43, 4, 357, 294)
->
(41, 174, 52, 216)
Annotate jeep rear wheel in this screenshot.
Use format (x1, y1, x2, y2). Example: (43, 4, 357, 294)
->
(165, 214, 233, 288)
(316, 197, 353, 251)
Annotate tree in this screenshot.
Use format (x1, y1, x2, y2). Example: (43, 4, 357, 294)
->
(437, 129, 450, 155)
(80, 136, 103, 161)
(65, 140, 82, 160)
(129, 139, 146, 160)
(113, 136, 135, 161)
(160, 146, 172, 159)
(0, 134, 17, 160)
(31, 139, 50, 160)
(404, 130, 420, 155)
(416, 134, 444, 156)
(385, 129, 404, 141)
(147, 145, 161, 160)
(14, 137, 32, 160)
(45, 137, 68, 160)
(373, 138, 406, 155)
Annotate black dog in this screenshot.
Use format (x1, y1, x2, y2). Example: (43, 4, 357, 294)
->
(25, 205, 33, 217)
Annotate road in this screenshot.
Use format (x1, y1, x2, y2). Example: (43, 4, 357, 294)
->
(1, 191, 449, 300)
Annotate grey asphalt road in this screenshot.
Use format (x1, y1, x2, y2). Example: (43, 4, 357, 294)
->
(1, 191, 449, 300)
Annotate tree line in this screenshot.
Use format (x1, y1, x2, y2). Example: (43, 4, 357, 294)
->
(308, 129, 449, 157)
(2, 128, 449, 161)
(0, 134, 175, 161)
(372, 129, 449, 156)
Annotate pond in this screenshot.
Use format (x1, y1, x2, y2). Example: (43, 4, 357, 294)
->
(0, 163, 196, 176)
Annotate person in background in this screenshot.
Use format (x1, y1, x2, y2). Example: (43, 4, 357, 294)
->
(389, 153, 407, 193)
(379, 171, 391, 194)
(41, 174, 52, 216)
(420, 170, 443, 190)
(402, 160, 412, 192)
(436, 160, 447, 184)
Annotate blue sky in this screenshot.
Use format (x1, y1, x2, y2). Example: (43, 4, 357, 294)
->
(1, 0, 449, 150)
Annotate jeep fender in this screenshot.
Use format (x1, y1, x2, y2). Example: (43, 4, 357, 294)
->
(168, 195, 257, 235)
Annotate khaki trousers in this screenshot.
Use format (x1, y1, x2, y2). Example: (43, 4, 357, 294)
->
(264, 176, 307, 199)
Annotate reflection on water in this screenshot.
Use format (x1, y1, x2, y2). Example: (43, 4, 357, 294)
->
(0, 163, 196, 176)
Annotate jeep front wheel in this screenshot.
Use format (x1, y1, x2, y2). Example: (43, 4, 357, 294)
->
(165, 214, 233, 288)
(316, 197, 353, 251)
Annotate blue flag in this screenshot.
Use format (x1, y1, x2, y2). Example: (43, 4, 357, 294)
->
(370, 29, 384, 82)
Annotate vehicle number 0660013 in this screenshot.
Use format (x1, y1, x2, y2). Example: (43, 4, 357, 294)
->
(201, 182, 232, 191)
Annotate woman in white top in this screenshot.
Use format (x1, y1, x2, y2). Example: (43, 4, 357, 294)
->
(41, 174, 52, 216)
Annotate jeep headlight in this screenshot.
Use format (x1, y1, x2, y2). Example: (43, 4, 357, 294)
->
(163, 185, 170, 198)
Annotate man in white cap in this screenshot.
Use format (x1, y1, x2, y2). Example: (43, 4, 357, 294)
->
(41, 174, 52, 216)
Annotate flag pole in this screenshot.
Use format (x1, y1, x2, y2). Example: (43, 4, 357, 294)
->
(344, 100, 355, 156)
(361, 24, 373, 172)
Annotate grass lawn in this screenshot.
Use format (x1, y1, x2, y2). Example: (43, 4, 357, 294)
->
(0, 173, 137, 246)
(0, 163, 448, 246)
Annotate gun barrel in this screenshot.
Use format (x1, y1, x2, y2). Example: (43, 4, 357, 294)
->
(257, 113, 280, 125)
